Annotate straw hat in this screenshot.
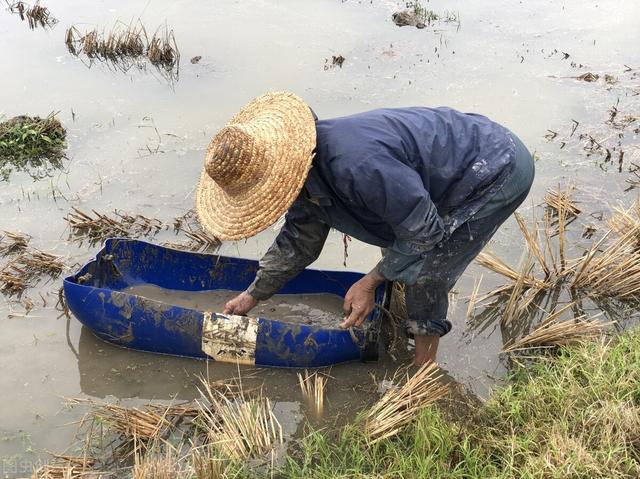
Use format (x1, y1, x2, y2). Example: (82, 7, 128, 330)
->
(196, 92, 316, 241)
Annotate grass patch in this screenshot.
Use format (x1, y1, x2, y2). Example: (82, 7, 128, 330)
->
(405, 1, 439, 24)
(0, 113, 66, 180)
(35, 331, 640, 477)
(283, 331, 640, 478)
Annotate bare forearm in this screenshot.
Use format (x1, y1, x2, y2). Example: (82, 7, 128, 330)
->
(362, 266, 385, 289)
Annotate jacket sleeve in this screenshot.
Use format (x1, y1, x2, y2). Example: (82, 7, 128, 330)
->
(344, 157, 445, 285)
(247, 196, 330, 301)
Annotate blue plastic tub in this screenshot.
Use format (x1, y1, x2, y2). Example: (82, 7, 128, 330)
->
(63, 239, 389, 368)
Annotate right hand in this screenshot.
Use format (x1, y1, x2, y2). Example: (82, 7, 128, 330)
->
(223, 291, 258, 316)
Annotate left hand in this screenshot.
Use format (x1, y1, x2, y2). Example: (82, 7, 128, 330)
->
(340, 273, 382, 329)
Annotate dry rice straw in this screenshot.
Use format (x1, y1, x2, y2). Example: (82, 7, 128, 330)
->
(297, 370, 327, 416)
(364, 362, 448, 443)
(503, 303, 612, 352)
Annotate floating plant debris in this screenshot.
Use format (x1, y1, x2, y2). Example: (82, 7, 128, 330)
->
(324, 54, 345, 70)
(65, 20, 180, 81)
(65, 207, 164, 245)
(576, 72, 599, 82)
(0, 248, 66, 297)
(0, 231, 30, 257)
(64, 207, 220, 251)
(545, 71, 639, 170)
(392, 2, 459, 29)
(147, 24, 180, 71)
(170, 208, 220, 252)
(6, 0, 57, 29)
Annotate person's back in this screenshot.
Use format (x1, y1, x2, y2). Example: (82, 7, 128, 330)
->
(311, 106, 516, 238)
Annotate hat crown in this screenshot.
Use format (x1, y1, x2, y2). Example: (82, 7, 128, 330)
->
(205, 124, 265, 195)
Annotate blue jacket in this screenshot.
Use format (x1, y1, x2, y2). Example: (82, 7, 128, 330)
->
(248, 107, 516, 300)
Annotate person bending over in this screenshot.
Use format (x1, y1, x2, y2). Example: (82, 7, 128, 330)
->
(195, 92, 534, 365)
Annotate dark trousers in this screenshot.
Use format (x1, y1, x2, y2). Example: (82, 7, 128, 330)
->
(404, 133, 535, 337)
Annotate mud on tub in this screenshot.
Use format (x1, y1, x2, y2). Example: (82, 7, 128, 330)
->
(63, 238, 391, 368)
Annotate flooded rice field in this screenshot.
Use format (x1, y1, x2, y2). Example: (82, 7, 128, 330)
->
(1, 0, 639, 475)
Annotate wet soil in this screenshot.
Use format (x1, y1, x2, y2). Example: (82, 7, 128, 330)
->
(124, 284, 345, 328)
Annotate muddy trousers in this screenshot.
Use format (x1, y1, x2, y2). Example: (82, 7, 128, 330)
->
(403, 133, 535, 337)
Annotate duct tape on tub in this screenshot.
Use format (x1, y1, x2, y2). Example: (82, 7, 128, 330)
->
(202, 312, 258, 365)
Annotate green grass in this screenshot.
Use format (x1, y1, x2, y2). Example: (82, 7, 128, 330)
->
(280, 331, 640, 478)
(405, 1, 439, 24)
(403, 2, 460, 27)
(0, 113, 66, 180)
(33, 331, 640, 477)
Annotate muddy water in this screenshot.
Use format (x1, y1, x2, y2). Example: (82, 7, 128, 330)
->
(1, 0, 639, 475)
(123, 284, 346, 328)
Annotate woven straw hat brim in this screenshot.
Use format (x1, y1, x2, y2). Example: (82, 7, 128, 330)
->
(196, 92, 316, 241)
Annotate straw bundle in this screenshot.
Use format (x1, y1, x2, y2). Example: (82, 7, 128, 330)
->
(608, 199, 640, 245)
(503, 304, 612, 353)
(171, 209, 220, 252)
(31, 465, 86, 479)
(18, 250, 65, 277)
(475, 207, 580, 324)
(478, 208, 575, 287)
(145, 401, 202, 419)
(31, 454, 96, 479)
(197, 379, 283, 460)
(544, 184, 581, 218)
(297, 370, 327, 416)
(94, 404, 173, 441)
(191, 445, 232, 479)
(363, 362, 449, 444)
(67, 398, 173, 446)
(475, 251, 545, 289)
(133, 449, 180, 479)
(389, 281, 407, 322)
(571, 225, 640, 298)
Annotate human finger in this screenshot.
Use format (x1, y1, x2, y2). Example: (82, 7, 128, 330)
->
(342, 297, 352, 316)
(222, 300, 235, 315)
(353, 311, 368, 327)
(340, 305, 361, 329)
(351, 307, 369, 328)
